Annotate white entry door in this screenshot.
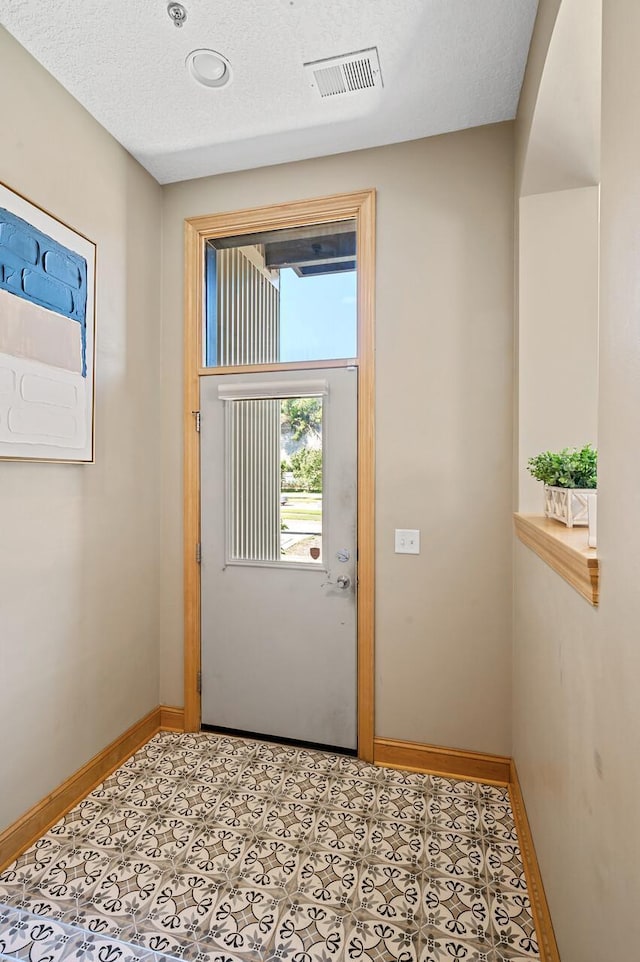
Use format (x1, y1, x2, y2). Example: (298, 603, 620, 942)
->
(200, 367, 358, 751)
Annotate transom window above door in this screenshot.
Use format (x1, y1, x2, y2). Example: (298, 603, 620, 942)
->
(204, 219, 357, 368)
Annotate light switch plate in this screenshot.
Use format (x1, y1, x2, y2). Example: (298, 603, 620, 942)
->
(395, 529, 420, 554)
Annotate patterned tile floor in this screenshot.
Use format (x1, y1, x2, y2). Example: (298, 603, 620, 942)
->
(0, 732, 540, 962)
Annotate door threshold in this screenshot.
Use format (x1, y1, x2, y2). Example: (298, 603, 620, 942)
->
(200, 723, 357, 757)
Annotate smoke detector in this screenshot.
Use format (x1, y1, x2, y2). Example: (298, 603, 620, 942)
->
(304, 47, 383, 99)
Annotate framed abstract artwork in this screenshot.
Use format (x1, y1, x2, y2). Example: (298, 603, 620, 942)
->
(0, 183, 96, 462)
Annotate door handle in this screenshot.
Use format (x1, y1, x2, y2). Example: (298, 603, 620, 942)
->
(336, 575, 351, 590)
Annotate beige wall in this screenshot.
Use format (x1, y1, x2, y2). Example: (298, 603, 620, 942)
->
(518, 186, 599, 511)
(513, 0, 640, 958)
(0, 29, 163, 830)
(160, 124, 515, 755)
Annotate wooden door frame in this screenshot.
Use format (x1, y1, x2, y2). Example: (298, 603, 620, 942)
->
(183, 189, 376, 762)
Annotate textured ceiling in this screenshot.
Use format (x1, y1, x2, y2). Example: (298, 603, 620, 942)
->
(0, 0, 538, 184)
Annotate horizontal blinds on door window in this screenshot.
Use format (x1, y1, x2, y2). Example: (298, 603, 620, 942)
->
(227, 399, 280, 563)
(218, 379, 329, 400)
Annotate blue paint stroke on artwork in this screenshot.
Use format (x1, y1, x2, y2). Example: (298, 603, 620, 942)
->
(0, 207, 88, 376)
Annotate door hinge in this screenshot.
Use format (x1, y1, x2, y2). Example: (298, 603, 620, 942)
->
(197, 670, 202, 694)
(195, 542, 201, 564)
(193, 410, 201, 432)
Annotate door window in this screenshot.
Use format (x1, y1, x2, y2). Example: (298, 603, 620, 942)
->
(226, 395, 324, 566)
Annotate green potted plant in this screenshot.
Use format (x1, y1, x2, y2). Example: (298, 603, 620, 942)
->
(527, 444, 597, 527)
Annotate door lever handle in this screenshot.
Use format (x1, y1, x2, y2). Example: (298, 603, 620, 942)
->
(321, 573, 351, 590)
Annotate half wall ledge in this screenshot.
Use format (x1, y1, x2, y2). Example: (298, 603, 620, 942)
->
(514, 513, 599, 606)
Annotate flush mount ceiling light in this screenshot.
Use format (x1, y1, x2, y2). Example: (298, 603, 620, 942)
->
(186, 49, 231, 88)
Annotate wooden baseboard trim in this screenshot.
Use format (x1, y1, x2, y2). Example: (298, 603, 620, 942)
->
(159, 706, 185, 732)
(0, 706, 163, 872)
(509, 761, 561, 962)
(373, 737, 511, 784)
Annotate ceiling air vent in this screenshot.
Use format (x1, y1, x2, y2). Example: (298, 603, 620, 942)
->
(304, 47, 383, 99)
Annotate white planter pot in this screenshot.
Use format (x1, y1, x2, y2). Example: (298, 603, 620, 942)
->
(544, 485, 595, 527)
(588, 493, 598, 547)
